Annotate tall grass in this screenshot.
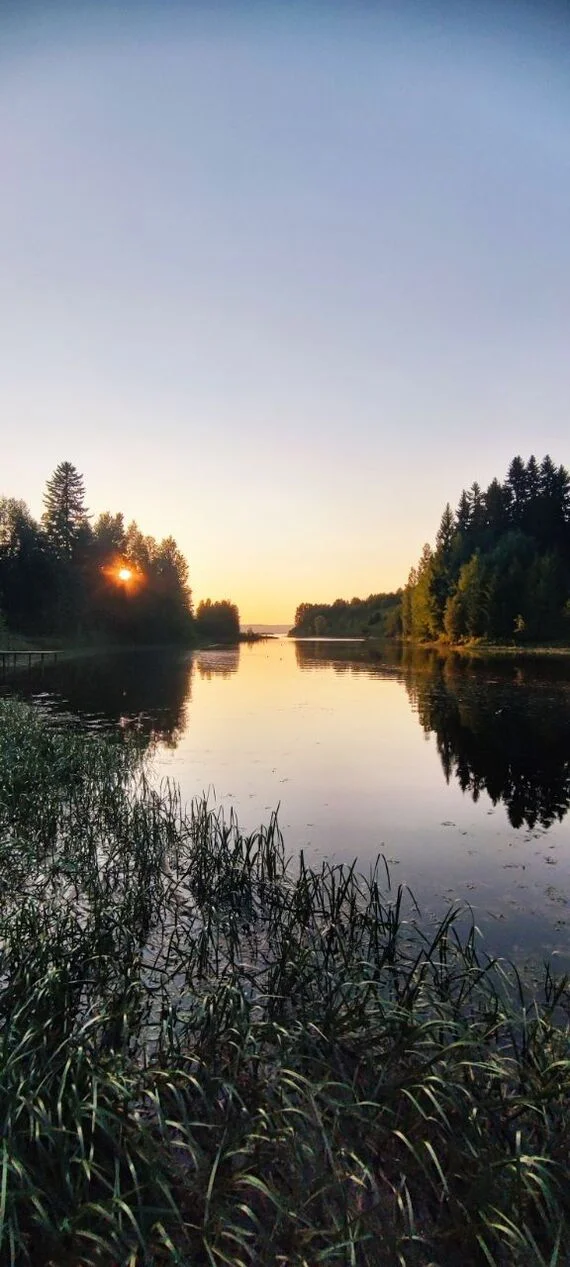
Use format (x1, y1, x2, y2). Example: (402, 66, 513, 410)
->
(0, 698, 568, 1265)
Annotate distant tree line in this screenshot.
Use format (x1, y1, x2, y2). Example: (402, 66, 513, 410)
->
(0, 461, 240, 646)
(290, 592, 402, 638)
(403, 455, 570, 644)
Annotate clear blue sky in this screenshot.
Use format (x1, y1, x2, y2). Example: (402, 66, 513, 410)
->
(1, 1, 569, 622)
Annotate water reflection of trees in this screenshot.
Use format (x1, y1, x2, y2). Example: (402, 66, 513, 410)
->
(294, 639, 570, 830)
(195, 647, 240, 679)
(294, 639, 403, 675)
(3, 650, 192, 750)
(403, 651, 570, 830)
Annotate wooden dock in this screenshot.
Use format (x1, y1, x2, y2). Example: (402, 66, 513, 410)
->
(0, 650, 59, 672)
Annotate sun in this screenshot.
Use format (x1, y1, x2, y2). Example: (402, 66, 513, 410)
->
(118, 567, 133, 582)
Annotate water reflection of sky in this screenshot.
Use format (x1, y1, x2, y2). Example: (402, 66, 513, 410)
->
(3, 639, 570, 967)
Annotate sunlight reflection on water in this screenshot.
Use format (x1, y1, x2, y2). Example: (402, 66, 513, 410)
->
(3, 637, 570, 967)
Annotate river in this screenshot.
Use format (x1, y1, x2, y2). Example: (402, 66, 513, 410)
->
(3, 636, 570, 967)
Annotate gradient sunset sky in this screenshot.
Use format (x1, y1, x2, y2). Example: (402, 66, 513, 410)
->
(1, 1, 569, 623)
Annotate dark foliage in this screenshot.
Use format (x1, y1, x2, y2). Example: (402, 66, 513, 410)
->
(0, 462, 200, 645)
(403, 455, 570, 644)
(290, 591, 402, 638)
(195, 598, 240, 642)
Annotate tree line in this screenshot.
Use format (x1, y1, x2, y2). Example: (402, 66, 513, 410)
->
(290, 592, 402, 638)
(0, 461, 240, 645)
(403, 454, 570, 643)
(291, 455, 570, 647)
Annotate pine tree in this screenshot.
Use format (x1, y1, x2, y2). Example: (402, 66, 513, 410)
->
(42, 462, 89, 558)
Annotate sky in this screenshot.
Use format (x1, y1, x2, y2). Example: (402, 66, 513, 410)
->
(1, 1, 569, 623)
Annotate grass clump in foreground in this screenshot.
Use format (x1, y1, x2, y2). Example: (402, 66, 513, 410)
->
(0, 701, 569, 1266)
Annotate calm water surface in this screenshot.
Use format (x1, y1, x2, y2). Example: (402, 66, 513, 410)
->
(3, 637, 570, 966)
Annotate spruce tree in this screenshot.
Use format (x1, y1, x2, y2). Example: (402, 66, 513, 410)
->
(469, 482, 486, 537)
(526, 454, 540, 501)
(435, 503, 455, 555)
(455, 489, 472, 535)
(42, 462, 89, 558)
(506, 456, 529, 525)
(484, 478, 510, 537)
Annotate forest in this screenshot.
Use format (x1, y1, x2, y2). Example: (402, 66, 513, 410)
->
(403, 454, 570, 644)
(0, 462, 240, 645)
(290, 591, 402, 638)
(292, 455, 570, 647)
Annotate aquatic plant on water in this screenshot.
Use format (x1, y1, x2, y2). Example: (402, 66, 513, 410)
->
(0, 698, 568, 1265)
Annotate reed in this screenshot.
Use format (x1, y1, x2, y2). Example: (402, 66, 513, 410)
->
(0, 698, 568, 1265)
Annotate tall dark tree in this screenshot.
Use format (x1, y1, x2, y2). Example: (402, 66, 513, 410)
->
(484, 479, 510, 538)
(42, 462, 89, 559)
(539, 454, 558, 501)
(469, 482, 486, 537)
(521, 456, 541, 537)
(506, 456, 529, 527)
(435, 503, 454, 554)
(526, 454, 540, 502)
(455, 489, 472, 535)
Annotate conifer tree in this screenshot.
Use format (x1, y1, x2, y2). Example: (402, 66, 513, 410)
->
(526, 454, 540, 501)
(430, 504, 455, 631)
(435, 503, 455, 554)
(455, 489, 472, 534)
(506, 456, 529, 525)
(42, 461, 89, 558)
(405, 452, 570, 646)
(484, 479, 510, 537)
(469, 482, 486, 536)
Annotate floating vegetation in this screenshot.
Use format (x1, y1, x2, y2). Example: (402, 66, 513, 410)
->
(0, 699, 569, 1265)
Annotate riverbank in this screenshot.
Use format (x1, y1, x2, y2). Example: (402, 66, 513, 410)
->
(0, 698, 569, 1266)
(449, 640, 570, 657)
(377, 636, 570, 659)
(0, 632, 251, 664)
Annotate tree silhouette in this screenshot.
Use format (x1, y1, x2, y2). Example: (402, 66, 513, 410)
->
(196, 599, 240, 642)
(42, 461, 89, 559)
(0, 462, 207, 645)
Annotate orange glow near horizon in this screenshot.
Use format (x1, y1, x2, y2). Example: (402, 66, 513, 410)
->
(118, 567, 133, 582)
